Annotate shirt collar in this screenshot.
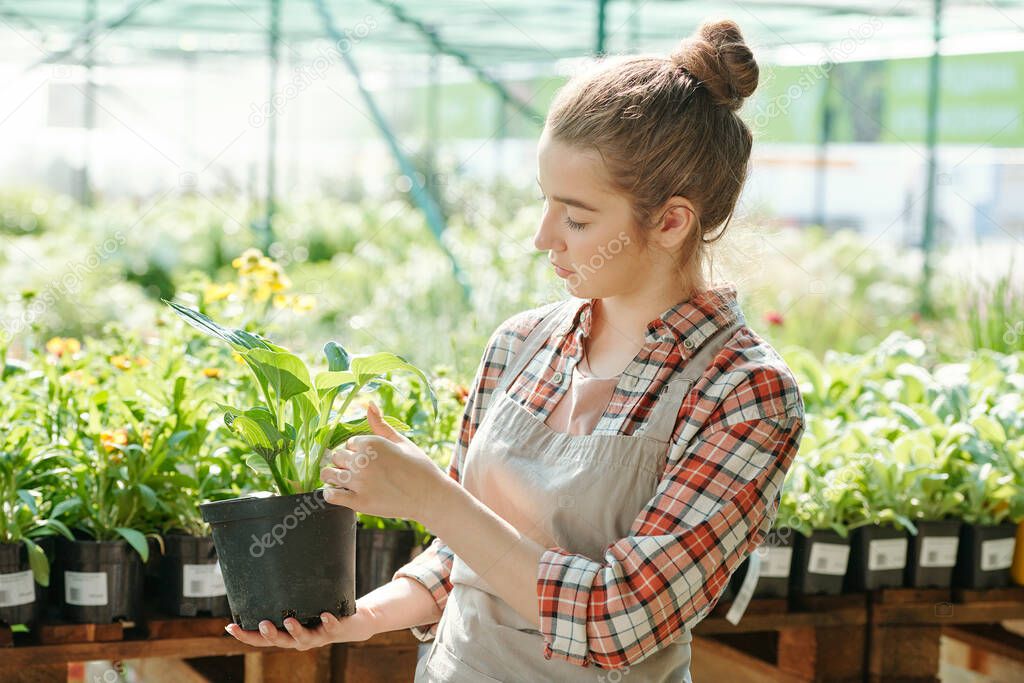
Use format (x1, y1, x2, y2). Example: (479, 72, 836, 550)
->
(554, 282, 746, 352)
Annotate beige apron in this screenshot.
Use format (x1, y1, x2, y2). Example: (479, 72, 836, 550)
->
(417, 299, 744, 682)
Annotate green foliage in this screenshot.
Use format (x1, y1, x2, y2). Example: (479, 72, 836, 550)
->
(165, 301, 436, 496)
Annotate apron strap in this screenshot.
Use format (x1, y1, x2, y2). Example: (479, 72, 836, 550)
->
(641, 316, 746, 442)
(495, 299, 576, 395)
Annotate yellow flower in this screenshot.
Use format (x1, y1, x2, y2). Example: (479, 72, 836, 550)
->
(292, 295, 316, 313)
(232, 248, 265, 273)
(251, 283, 272, 303)
(46, 337, 81, 357)
(109, 354, 133, 370)
(202, 367, 223, 378)
(272, 294, 292, 309)
(203, 282, 237, 303)
(231, 352, 246, 365)
(100, 428, 129, 453)
(134, 356, 150, 367)
(142, 428, 153, 450)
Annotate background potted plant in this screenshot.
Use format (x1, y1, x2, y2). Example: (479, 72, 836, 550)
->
(0, 426, 75, 626)
(166, 300, 435, 629)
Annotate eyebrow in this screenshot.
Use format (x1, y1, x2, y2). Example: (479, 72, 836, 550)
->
(536, 177, 599, 212)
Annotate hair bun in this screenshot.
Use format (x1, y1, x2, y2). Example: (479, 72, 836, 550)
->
(670, 19, 759, 111)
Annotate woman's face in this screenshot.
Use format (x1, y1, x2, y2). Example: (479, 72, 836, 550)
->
(534, 127, 654, 300)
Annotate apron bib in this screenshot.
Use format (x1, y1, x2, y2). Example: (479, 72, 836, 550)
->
(418, 300, 743, 682)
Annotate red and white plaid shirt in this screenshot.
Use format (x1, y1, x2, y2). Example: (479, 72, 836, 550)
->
(395, 282, 805, 669)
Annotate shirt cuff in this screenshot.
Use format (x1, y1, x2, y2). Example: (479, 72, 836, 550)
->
(393, 542, 453, 642)
(537, 548, 598, 667)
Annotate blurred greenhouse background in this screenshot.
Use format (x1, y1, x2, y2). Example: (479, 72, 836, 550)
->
(1, 1, 1024, 682)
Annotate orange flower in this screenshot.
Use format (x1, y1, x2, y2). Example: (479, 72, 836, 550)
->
(134, 356, 150, 367)
(46, 337, 81, 358)
(100, 428, 129, 453)
(202, 367, 223, 378)
(109, 354, 133, 370)
(454, 384, 470, 405)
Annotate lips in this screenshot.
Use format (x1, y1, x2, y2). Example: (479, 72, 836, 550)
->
(551, 262, 574, 276)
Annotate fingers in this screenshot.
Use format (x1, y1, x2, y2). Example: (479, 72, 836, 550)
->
(225, 621, 296, 648)
(323, 486, 357, 507)
(283, 617, 324, 650)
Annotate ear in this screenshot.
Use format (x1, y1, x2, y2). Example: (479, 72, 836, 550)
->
(652, 197, 698, 250)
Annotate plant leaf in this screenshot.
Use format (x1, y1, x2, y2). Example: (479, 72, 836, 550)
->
(115, 527, 150, 562)
(246, 349, 312, 402)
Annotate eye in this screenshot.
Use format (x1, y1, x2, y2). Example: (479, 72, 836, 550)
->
(563, 216, 586, 231)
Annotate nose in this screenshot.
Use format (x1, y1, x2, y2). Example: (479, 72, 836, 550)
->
(533, 202, 565, 254)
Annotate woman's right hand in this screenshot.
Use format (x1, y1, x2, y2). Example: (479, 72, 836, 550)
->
(225, 604, 377, 651)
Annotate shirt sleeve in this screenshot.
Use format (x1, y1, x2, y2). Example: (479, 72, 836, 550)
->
(536, 366, 805, 668)
(393, 306, 553, 641)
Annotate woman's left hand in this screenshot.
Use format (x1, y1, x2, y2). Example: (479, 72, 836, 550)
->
(321, 402, 444, 522)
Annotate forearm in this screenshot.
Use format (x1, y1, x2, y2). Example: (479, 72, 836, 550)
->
(360, 576, 443, 636)
(422, 475, 546, 629)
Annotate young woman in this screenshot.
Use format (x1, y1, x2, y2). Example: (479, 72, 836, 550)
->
(227, 18, 805, 682)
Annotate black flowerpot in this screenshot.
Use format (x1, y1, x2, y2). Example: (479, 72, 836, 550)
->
(845, 525, 909, 592)
(201, 490, 356, 630)
(790, 529, 850, 596)
(731, 528, 795, 599)
(57, 538, 143, 623)
(143, 535, 164, 599)
(0, 542, 43, 626)
(905, 519, 961, 588)
(954, 522, 1016, 590)
(356, 528, 416, 598)
(159, 534, 231, 618)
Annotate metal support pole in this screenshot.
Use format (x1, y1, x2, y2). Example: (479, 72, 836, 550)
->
(369, 0, 542, 126)
(813, 66, 833, 229)
(81, 0, 97, 207)
(426, 51, 439, 182)
(920, 0, 943, 316)
(313, 0, 470, 302)
(262, 0, 281, 249)
(596, 0, 609, 56)
(25, 0, 159, 72)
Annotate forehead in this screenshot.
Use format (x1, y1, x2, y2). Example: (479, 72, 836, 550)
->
(537, 128, 609, 189)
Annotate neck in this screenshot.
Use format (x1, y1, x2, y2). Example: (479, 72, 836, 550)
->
(591, 277, 707, 348)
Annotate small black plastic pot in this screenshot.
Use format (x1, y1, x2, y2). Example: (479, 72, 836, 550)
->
(844, 525, 909, 592)
(0, 541, 43, 626)
(954, 521, 1017, 590)
(159, 534, 230, 618)
(201, 490, 356, 630)
(143, 535, 164, 599)
(905, 519, 961, 588)
(790, 529, 851, 596)
(356, 527, 416, 598)
(57, 538, 143, 623)
(731, 528, 795, 599)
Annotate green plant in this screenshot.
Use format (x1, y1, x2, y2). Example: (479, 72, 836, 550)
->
(0, 425, 76, 585)
(164, 300, 437, 496)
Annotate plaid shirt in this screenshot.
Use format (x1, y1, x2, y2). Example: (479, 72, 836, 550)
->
(394, 282, 805, 669)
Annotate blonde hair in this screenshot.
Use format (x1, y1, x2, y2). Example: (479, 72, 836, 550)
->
(546, 19, 759, 292)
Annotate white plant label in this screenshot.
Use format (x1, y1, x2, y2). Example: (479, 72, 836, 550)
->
(183, 563, 227, 598)
(868, 538, 908, 571)
(758, 546, 793, 578)
(726, 550, 761, 626)
(65, 571, 108, 606)
(808, 542, 850, 576)
(920, 537, 958, 568)
(0, 570, 35, 608)
(980, 537, 1014, 571)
